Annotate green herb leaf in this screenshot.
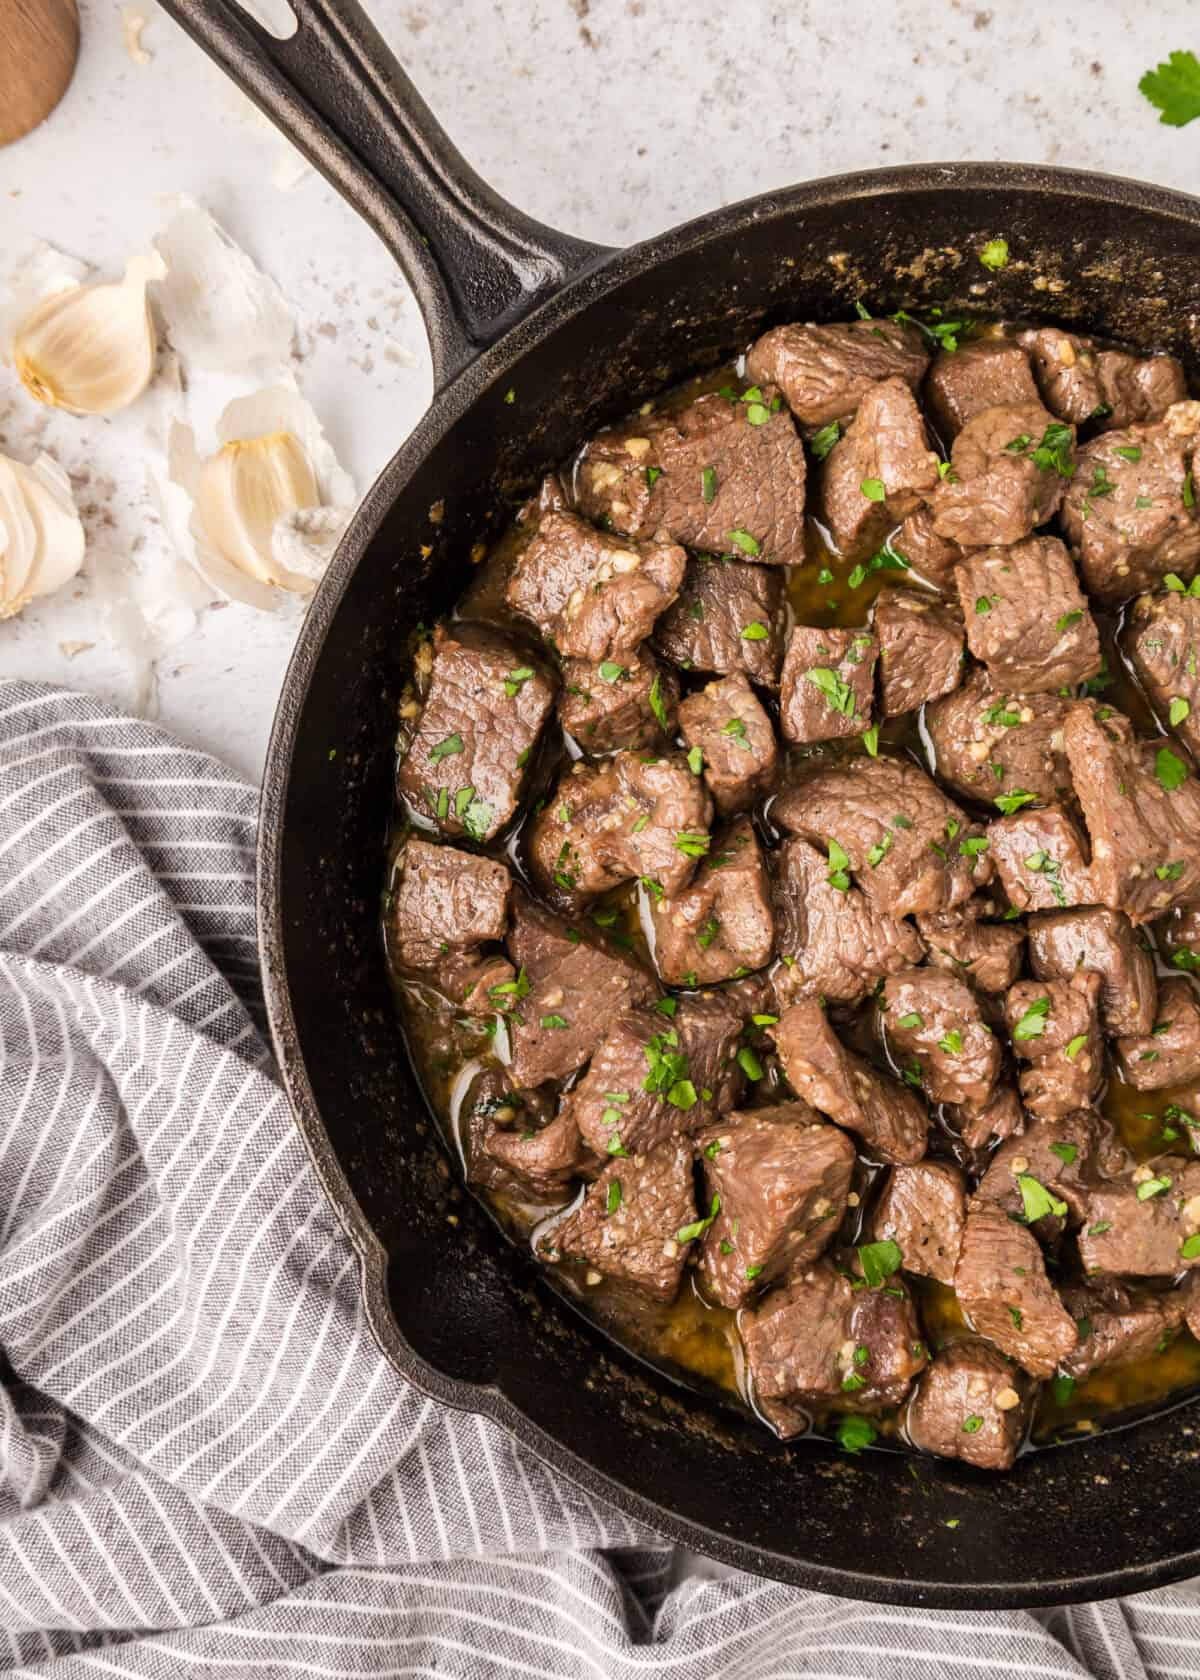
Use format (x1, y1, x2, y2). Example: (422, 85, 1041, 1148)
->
(994, 788, 1037, 815)
(826, 837, 852, 893)
(648, 673, 669, 728)
(1140, 49, 1200, 126)
(975, 595, 997, 615)
(1018, 1173, 1068, 1223)
(599, 660, 625, 683)
(676, 1194, 721, 1245)
(673, 830, 711, 859)
(728, 528, 761, 557)
(1013, 995, 1051, 1041)
(862, 724, 880, 757)
(606, 1180, 622, 1214)
(962, 1414, 984, 1434)
(1115, 445, 1143, 463)
(429, 733, 464, 762)
(504, 665, 534, 697)
(860, 477, 886, 502)
(737, 1046, 764, 1082)
(1055, 610, 1083, 632)
(540, 1013, 568, 1030)
(645, 465, 663, 489)
(804, 666, 857, 717)
(959, 836, 989, 857)
(1052, 1375, 1076, 1406)
(462, 797, 493, 841)
(1063, 1036, 1087, 1064)
(687, 745, 704, 775)
(1050, 1141, 1079, 1164)
(836, 1415, 877, 1455)
(701, 465, 717, 503)
(978, 237, 1009, 271)
(939, 1029, 963, 1055)
(898, 1011, 923, 1030)
(1157, 745, 1189, 792)
(1181, 1233, 1200, 1259)
(740, 620, 769, 641)
(856, 1238, 903, 1288)
(810, 422, 841, 461)
(867, 830, 892, 868)
(1137, 1174, 1173, 1201)
(1031, 421, 1075, 478)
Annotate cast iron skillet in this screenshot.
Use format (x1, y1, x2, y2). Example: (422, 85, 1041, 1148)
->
(160, 0, 1200, 1606)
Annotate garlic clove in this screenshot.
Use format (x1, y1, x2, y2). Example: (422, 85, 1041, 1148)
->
(193, 429, 321, 594)
(0, 452, 85, 619)
(13, 250, 166, 416)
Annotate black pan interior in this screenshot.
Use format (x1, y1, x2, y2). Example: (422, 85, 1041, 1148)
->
(260, 166, 1200, 1605)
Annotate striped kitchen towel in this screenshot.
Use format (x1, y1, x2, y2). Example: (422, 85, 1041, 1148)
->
(0, 675, 1197, 1679)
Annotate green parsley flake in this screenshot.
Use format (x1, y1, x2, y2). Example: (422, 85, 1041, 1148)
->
(728, 528, 761, 557)
(826, 837, 852, 893)
(811, 422, 841, 461)
(860, 477, 886, 502)
(1063, 1036, 1087, 1063)
(701, 466, 717, 503)
(741, 621, 769, 641)
(429, 733, 464, 761)
(1013, 995, 1051, 1041)
(994, 788, 1036, 815)
(606, 1180, 622, 1215)
(836, 1415, 877, 1455)
(804, 666, 857, 717)
(648, 673, 669, 728)
(1140, 49, 1200, 127)
(978, 238, 1009, 271)
(677, 1194, 720, 1245)
(1018, 1173, 1068, 1223)
(737, 1046, 764, 1082)
(856, 1238, 903, 1288)
(503, 666, 534, 697)
(1157, 745, 1189, 792)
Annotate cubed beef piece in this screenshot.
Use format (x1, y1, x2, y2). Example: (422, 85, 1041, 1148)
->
(741, 1257, 927, 1438)
(543, 1136, 695, 1300)
(772, 836, 923, 1007)
(955, 537, 1100, 695)
(653, 555, 786, 685)
(954, 1205, 1078, 1378)
(974, 1110, 1119, 1239)
(924, 339, 1040, 441)
(528, 751, 713, 908)
(1159, 904, 1200, 976)
(652, 818, 774, 985)
(567, 992, 744, 1161)
(819, 377, 940, 561)
(916, 901, 1025, 995)
(745, 318, 930, 433)
(464, 1073, 591, 1201)
(695, 1105, 856, 1307)
(506, 509, 686, 661)
(772, 754, 989, 917)
(1065, 702, 1200, 922)
(1058, 1279, 1186, 1381)
(396, 623, 556, 841)
(987, 805, 1095, 914)
(1116, 976, 1200, 1089)
(905, 1340, 1033, 1471)
(573, 386, 808, 566)
(772, 1000, 928, 1164)
(931, 402, 1073, 548)
(558, 648, 678, 755)
(1004, 972, 1103, 1120)
(870, 1161, 966, 1286)
(881, 968, 1000, 1111)
(1021, 327, 1188, 431)
(894, 505, 964, 591)
(926, 668, 1077, 809)
(1078, 1159, 1200, 1277)
(1059, 406, 1200, 603)
(678, 672, 777, 815)
(1128, 587, 1200, 755)
(1028, 907, 1157, 1038)
(953, 1082, 1026, 1152)
(872, 586, 964, 717)
(505, 892, 658, 1087)
(387, 838, 510, 969)
(779, 625, 877, 744)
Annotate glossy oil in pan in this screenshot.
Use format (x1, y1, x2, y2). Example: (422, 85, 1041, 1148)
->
(158, 0, 1200, 1605)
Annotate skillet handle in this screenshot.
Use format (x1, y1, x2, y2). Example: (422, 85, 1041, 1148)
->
(156, 0, 614, 386)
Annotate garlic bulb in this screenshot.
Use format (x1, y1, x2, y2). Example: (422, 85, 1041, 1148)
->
(0, 453, 85, 619)
(193, 430, 321, 593)
(12, 250, 166, 416)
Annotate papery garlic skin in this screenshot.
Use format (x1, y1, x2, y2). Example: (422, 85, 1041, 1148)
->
(13, 250, 166, 416)
(193, 430, 321, 594)
(0, 454, 85, 619)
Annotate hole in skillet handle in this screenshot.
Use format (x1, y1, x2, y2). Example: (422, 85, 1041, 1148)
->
(228, 0, 297, 38)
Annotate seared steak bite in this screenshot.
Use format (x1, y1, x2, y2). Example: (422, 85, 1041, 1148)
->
(882, 968, 1000, 1111)
(544, 1136, 695, 1300)
(1077, 1159, 1200, 1277)
(906, 1340, 1033, 1471)
(695, 1104, 856, 1307)
(572, 385, 808, 565)
(482, 1106, 599, 1201)
(506, 508, 686, 661)
(872, 585, 964, 717)
(741, 1257, 927, 1438)
(924, 339, 1040, 441)
(678, 672, 777, 815)
(396, 623, 556, 841)
(870, 1160, 965, 1286)
(1027, 906, 1157, 1038)
(953, 1082, 1026, 1152)
(504, 892, 657, 1087)
(528, 750, 713, 907)
(931, 402, 1073, 548)
(819, 377, 940, 561)
(653, 554, 785, 685)
(987, 805, 1094, 914)
(1020, 326, 1188, 431)
(1057, 1279, 1186, 1381)
(558, 648, 679, 755)
(772, 836, 923, 1007)
(653, 818, 774, 986)
(772, 754, 988, 917)
(1116, 976, 1200, 1090)
(1128, 587, 1200, 755)
(894, 505, 963, 591)
(975, 1110, 1116, 1238)
(916, 901, 1025, 995)
(1004, 972, 1104, 1121)
(745, 317, 930, 433)
(387, 838, 511, 969)
(925, 669, 1076, 808)
(772, 999, 928, 1164)
(1064, 702, 1200, 922)
(954, 1205, 1078, 1379)
(1059, 406, 1200, 603)
(955, 537, 1100, 694)
(779, 624, 877, 745)
(567, 993, 744, 1161)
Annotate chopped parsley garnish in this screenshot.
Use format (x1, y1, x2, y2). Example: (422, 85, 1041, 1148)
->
(1032, 421, 1075, 478)
(1156, 745, 1189, 792)
(856, 1238, 903, 1288)
(939, 1029, 963, 1055)
(1140, 49, 1200, 126)
(461, 796, 493, 841)
(867, 830, 892, 868)
(984, 703, 1022, 728)
(1052, 1376, 1076, 1407)
(860, 477, 886, 502)
(979, 238, 1009, 272)
(960, 836, 989, 857)
(648, 673, 669, 728)
(645, 465, 663, 490)
(1166, 572, 1200, 596)
(1050, 1141, 1079, 1164)
(1009, 1306, 1024, 1331)
(1063, 1036, 1087, 1064)
(674, 830, 710, 858)
(643, 1028, 697, 1110)
(1171, 697, 1192, 727)
(1018, 1173, 1068, 1223)
(722, 716, 750, 746)
(741, 620, 769, 641)
(804, 666, 857, 717)
(1115, 445, 1143, 463)
(503, 666, 534, 697)
(826, 837, 852, 893)
(677, 1194, 720, 1244)
(1181, 1233, 1200, 1259)
(606, 1180, 622, 1215)
(599, 660, 625, 683)
(728, 528, 761, 557)
(737, 1047, 764, 1082)
(701, 466, 717, 503)
(429, 733, 464, 761)
(994, 788, 1036, 815)
(1137, 1174, 1173, 1201)
(898, 1011, 923, 1030)
(1185, 470, 1196, 510)
(862, 724, 880, 757)
(836, 1415, 877, 1455)
(1013, 995, 1051, 1041)
(976, 595, 997, 615)
(539, 1014, 567, 1030)
(1055, 610, 1083, 632)
(687, 745, 704, 775)
(810, 422, 841, 461)
(962, 1414, 984, 1434)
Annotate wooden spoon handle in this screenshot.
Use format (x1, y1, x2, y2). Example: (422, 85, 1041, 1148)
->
(0, 0, 81, 147)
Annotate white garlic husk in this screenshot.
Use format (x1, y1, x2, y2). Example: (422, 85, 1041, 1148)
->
(12, 250, 166, 416)
(0, 453, 85, 619)
(196, 430, 321, 592)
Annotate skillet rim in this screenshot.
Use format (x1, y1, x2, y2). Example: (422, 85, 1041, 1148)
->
(257, 158, 1200, 1607)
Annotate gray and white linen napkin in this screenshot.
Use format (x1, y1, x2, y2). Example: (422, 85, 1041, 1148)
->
(0, 675, 1197, 1678)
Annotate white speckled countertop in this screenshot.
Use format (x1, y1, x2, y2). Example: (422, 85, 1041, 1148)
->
(1, 0, 1196, 779)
